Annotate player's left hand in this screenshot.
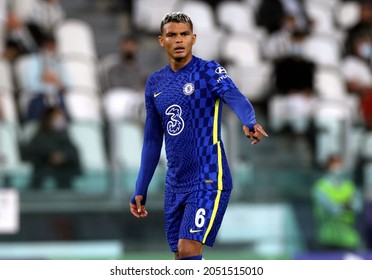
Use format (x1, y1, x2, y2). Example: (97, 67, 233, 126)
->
(243, 124, 268, 145)
(130, 195, 148, 218)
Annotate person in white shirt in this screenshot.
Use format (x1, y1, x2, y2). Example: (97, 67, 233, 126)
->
(341, 31, 372, 129)
(341, 32, 372, 96)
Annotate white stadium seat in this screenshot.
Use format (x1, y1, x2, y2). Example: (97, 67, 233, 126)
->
(216, 1, 256, 35)
(0, 123, 31, 190)
(335, 1, 360, 30)
(178, 1, 216, 32)
(305, 0, 335, 35)
(303, 34, 342, 68)
(0, 93, 18, 123)
(14, 55, 33, 91)
(314, 67, 347, 99)
(68, 121, 109, 193)
(0, 59, 13, 92)
(192, 30, 223, 61)
(221, 35, 261, 67)
(227, 63, 272, 102)
(56, 19, 97, 60)
(62, 59, 99, 92)
(314, 100, 354, 165)
(109, 120, 166, 194)
(65, 90, 102, 122)
(133, 0, 180, 33)
(102, 88, 144, 122)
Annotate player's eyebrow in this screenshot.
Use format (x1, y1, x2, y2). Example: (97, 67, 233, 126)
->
(165, 31, 191, 36)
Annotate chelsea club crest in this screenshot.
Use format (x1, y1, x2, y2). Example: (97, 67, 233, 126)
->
(183, 83, 195, 96)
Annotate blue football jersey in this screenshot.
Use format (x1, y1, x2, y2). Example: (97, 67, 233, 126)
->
(144, 56, 237, 192)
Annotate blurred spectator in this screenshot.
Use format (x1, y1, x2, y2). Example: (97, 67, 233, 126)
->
(269, 30, 317, 137)
(312, 155, 363, 251)
(274, 32, 315, 94)
(256, 0, 309, 34)
(257, 0, 286, 34)
(4, 0, 64, 52)
(342, 31, 372, 129)
(101, 34, 148, 124)
(342, 32, 372, 95)
(347, 1, 372, 43)
(103, 0, 133, 15)
(106, 34, 147, 91)
(263, 14, 303, 60)
(2, 38, 23, 63)
(5, 10, 39, 53)
(25, 0, 65, 47)
(24, 106, 80, 190)
(24, 34, 69, 121)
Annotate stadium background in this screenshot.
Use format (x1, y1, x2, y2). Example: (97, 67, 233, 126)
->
(0, 0, 371, 260)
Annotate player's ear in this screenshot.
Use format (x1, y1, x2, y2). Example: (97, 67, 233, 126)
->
(158, 35, 164, 47)
(192, 33, 196, 45)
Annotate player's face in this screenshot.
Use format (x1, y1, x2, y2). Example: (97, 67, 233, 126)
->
(159, 22, 196, 62)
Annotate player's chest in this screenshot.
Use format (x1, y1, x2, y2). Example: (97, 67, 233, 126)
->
(152, 75, 200, 114)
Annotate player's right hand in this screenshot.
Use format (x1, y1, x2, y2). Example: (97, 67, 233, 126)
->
(130, 195, 148, 218)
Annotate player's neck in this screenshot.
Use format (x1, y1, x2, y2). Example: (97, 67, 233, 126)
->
(169, 54, 193, 72)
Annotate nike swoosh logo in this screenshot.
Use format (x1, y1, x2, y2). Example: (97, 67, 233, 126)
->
(189, 228, 203, 233)
(154, 91, 162, 97)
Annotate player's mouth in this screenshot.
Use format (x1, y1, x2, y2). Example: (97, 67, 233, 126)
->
(174, 46, 185, 53)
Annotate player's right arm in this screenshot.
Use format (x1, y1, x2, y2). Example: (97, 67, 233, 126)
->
(130, 80, 164, 218)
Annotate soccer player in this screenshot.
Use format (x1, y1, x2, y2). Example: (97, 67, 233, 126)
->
(130, 12, 268, 260)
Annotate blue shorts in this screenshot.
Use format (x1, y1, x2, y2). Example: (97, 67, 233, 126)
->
(164, 187, 231, 252)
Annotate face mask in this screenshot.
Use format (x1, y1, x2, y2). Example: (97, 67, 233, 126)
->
(44, 83, 58, 95)
(328, 166, 348, 183)
(329, 167, 344, 177)
(52, 115, 66, 131)
(358, 43, 372, 59)
(291, 43, 303, 56)
(122, 52, 135, 61)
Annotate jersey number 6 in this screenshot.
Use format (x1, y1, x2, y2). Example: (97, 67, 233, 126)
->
(195, 208, 206, 228)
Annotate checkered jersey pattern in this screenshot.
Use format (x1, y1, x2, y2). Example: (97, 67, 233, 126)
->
(145, 56, 237, 192)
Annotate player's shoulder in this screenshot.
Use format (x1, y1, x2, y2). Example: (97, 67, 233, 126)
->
(194, 56, 226, 75)
(145, 65, 169, 89)
(193, 56, 222, 69)
(196, 58, 228, 80)
(147, 65, 169, 80)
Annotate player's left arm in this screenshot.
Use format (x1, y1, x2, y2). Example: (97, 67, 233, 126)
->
(223, 89, 268, 145)
(205, 61, 268, 144)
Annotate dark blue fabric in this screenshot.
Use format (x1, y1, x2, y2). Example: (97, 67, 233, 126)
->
(26, 93, 69, 121)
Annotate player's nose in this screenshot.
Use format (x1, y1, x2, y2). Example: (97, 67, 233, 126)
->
(175, 34, 183, 42)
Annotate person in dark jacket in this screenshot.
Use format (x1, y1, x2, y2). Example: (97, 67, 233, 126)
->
(25, 106, 80, 190)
